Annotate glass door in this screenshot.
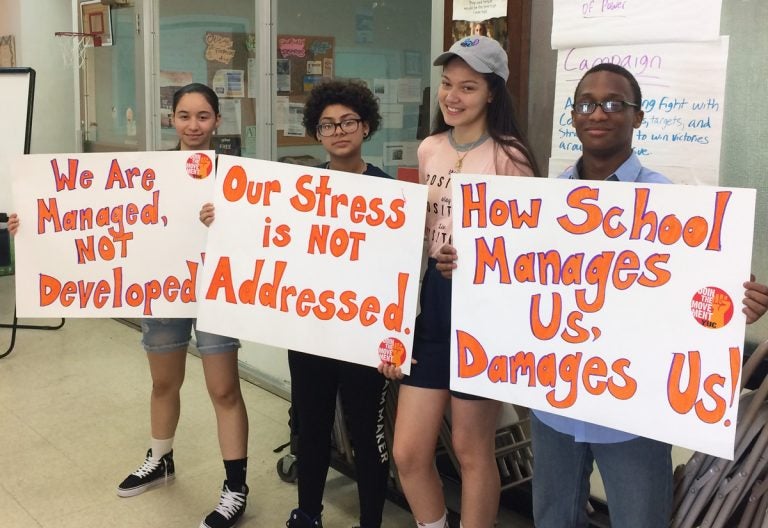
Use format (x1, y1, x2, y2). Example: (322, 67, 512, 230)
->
(274, 0, 433, 179)
(77, 0, 148, 152)
(155, 0, 260, 155)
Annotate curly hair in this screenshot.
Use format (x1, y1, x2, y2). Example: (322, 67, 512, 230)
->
(303, 80, 381, 140)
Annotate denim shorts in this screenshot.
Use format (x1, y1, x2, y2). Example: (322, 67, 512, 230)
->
(141, 318, 240, 355)
(402, 259, 486, 401)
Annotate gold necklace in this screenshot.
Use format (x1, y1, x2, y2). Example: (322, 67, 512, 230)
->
(455, 151, 470, 172)
(451, 130, 487, 172)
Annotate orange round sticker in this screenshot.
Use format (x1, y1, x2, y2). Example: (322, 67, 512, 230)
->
(690, 286, 734, 329)
(378, 337, 406, 367)
(186, 153, 213, 179)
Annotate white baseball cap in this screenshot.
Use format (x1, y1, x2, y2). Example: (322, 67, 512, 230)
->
(433, 36, 509, 82)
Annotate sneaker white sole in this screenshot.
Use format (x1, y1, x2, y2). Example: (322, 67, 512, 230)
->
(116, 474, 176, 498)
(199, 518, 243, 528)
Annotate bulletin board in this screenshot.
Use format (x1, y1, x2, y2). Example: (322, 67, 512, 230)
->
(204, 31, 256, 145)
(0, 68, 35, 214)
(276, 34, 335, 147)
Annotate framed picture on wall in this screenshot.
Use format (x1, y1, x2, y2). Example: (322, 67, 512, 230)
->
(80, 0, 113, 46)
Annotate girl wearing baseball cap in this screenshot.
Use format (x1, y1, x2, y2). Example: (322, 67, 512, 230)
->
(379, 36, 540, 528)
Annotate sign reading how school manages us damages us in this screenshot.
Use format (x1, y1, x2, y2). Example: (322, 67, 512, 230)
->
(12, 151, 216, 317)
(195, 156, 427, 372)
(450, 175, 755, 459)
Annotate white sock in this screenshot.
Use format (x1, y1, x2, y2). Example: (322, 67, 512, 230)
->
(416, 512, 448, 528)
(150, 437, 174, 460)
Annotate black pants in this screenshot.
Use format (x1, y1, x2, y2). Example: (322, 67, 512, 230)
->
(288, 350, 390, 528)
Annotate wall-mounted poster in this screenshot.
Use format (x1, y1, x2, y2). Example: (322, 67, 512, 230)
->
(451, 0, 508, 49)
(205, 32, 236, 65)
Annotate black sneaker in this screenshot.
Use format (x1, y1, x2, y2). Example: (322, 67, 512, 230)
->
(116, 449, 175, 497)
(286, 509, 323, 528)
(200, 481, 248, 528)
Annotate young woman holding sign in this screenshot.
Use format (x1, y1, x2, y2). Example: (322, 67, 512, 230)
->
(200, 79, 392, 528)
(378, 36, 540, 528)
(116, 83, 249, 528)
(286, 80, 393, 528)
(7, 84, 248, 528)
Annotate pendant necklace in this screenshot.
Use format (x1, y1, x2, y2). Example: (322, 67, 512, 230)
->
(450, 129, 489, 173)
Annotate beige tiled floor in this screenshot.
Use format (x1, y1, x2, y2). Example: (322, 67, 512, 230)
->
(0, 275, 533, 527)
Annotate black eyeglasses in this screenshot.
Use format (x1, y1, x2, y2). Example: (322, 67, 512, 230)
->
(316, 118, 363, 137)
(572, 100, 639, 115)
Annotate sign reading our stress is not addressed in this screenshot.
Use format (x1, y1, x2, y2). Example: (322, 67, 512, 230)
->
(196, 156, 427, 372)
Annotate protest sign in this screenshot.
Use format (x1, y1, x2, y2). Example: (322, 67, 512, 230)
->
(12, 151, 215, 317)
(196, 156, 427, 372)
(551, 0, 722, 49)
(450, 174, 755, 458)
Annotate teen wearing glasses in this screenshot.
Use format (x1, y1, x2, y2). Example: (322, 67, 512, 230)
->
(379, 36, 540, 528)
(285, 79, 392, 528)
(530, 63, 768, 528)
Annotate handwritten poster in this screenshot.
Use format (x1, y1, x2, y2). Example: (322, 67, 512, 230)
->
(196, 157, 427, 371)
(450, 174, 755, 458)
(11, 151, 216, 317)
(550, 38, 729, 184)
(551, 0, 722, 49)
(453, 0, 507, 21)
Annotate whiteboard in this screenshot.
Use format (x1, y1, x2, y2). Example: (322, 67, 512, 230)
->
(0, 68, 35, 214)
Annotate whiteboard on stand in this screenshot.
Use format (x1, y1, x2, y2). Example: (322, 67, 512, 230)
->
(0, 68, 35, 214)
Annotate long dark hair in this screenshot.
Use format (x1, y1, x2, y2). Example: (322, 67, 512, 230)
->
(432, 60, 541, 178)
(172, 83, 220, 115)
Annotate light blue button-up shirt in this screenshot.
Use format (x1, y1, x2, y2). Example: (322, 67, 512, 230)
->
(533, 152, 671, 443)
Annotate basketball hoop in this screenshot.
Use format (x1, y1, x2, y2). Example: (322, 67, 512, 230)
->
(54, 32, 102, 69)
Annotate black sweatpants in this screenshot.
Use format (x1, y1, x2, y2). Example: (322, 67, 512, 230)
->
(288, 350, 390, 528)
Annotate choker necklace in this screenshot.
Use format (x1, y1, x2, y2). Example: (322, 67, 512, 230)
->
(449, 129, 488, 172)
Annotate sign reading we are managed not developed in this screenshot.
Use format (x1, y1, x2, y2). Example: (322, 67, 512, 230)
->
(13, 151, 215, 317)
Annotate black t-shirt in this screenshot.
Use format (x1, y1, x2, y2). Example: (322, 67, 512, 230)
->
(319, 162, 392, 180)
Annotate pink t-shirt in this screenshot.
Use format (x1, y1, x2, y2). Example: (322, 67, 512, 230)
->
(419, 131, 533, 258)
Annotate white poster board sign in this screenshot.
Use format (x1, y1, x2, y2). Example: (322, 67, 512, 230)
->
(453, 0, 507, 21)
(551, 0, 722, 49)
(550, 38, 729, 185)
(196, 157, 427, 372)
(450, 174, 755, 459)
(0, 68, 34, 214)
(12, 151, 216, 317)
